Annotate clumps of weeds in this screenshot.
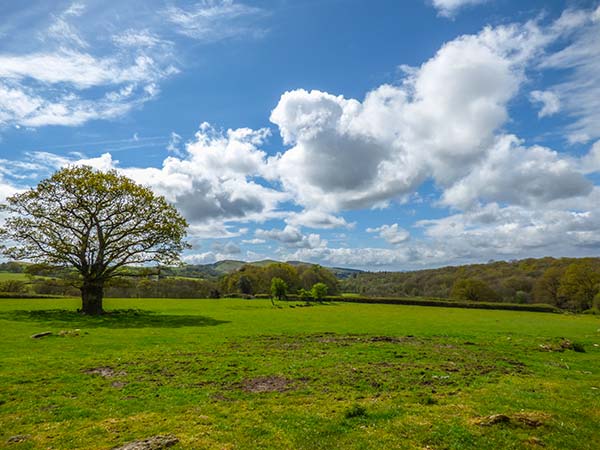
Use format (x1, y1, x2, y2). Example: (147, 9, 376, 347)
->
(421, 395, 438, 406)
(344, 404, 367, 419)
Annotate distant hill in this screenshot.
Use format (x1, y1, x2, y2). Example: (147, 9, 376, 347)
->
(340, 256, 600, 305)
(162, 260, 363, 280)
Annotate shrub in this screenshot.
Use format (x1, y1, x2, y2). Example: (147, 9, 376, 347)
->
(344, 404, 367, 418)
(311, 282, 328, 302)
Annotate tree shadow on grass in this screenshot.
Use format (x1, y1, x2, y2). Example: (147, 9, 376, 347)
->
(0, 309, 229, 329)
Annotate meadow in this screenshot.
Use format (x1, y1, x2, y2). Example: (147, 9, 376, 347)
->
(0, 298, 598, 449)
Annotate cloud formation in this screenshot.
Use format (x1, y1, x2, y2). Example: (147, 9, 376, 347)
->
(165, 0, 267, 42)
(431, 0, 491, 17)
(0, 4, 178, 129)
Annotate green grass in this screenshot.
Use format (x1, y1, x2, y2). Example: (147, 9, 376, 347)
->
(0, 272, 29, 281)
(0, 298, 599, 449)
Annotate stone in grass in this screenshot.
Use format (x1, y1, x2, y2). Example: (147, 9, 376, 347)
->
(30, 331, 52, 339)
(7, 434, 31, 444)
(475, 414, 511, 426)
(111, 435, 179, 450)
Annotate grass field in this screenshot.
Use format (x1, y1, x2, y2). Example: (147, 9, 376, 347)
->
(0, 272, 29, 281)
(0, 298, 598, 449)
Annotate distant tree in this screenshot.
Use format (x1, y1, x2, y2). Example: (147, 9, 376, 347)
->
(450, 278, 500, 302)
(298, 288, 311, 302)
(311, 282, 328, 302)
(270, 277, 288, 304)
(0, 166, 188, 315)
(558, 262, 600, 311)
(0, 279, 28, 294)
(533, 266, 564, 306)
(237, 275, 253, 295)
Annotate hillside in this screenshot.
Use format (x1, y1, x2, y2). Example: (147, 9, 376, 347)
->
(340, 256, 600, 308)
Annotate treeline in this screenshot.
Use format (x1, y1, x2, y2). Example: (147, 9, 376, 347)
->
(0, 276, 219, 299)
(341, 257, 600, 311)
(220, 262, 340, 296)
(0, 261, 338, 299)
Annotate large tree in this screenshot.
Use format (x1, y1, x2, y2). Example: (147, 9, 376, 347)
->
(0, 166, 188, 315)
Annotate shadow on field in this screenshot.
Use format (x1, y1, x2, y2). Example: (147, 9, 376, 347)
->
(0, 309, 229, 329)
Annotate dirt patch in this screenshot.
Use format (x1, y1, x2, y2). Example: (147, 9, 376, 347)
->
(111, 435, 178, 450)
(513, 412, 550, 428)
(241, 375, 294, 393)
(84, 367, 127, 378)
(472, 412, 549, 428)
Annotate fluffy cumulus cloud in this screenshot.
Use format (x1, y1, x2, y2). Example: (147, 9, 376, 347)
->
(119, 123, 287, 234)
(255, 225, 326, 249)
(367, 223, 410, 245)
(440, 135, 592, 209)
(529, 90, 560, 118)
(269, 19, 546, 213)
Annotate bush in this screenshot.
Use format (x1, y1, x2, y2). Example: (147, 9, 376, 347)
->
(344, 404, 367, 418)
(0, 280, 28, 294)
(311, 282, 328, 302)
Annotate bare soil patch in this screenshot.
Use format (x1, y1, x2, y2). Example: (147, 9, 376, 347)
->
(241, 375, 295, 393)
(84, 366, 127, 378)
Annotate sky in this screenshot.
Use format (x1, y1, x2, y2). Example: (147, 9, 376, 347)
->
(1, 0, 600, 271)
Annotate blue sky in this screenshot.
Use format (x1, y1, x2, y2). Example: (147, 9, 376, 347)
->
(1, 0, 600, 270)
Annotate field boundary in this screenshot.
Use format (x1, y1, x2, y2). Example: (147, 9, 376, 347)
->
(254, 293, 560, 313)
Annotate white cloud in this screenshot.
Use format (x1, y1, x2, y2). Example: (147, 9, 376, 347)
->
(529, 90, 560, 117)
(285, 210, 352, 229)
(0, 4, 178, 129)
(581, 140, 600, 174)
(242, 238, 266, 245)
(269, 21, 537, 213)
(441, 134, 592, 209)
(165, 0, 266, 42)
(255, 225, 326, 249)
(367, 223, 410, 245)
(166, 132, 183, 156)
(431, 0, 491, 18)
(539, 6, 600, 143)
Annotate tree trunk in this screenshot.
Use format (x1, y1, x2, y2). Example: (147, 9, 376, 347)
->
(81, 280, 104, 315)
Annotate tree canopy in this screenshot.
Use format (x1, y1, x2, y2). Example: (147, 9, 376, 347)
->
(0, 166, 188, 314)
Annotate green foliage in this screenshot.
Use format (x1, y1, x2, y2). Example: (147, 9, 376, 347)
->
(0, 279, 28, 293)
(270, 277, 288, 301)
(558, 262, 600, 311)
(450, 278, 500, 302)
(311, 282, 328, 301)
(341, 257, 600, 310)
(222, 262, 339, 296)
(298, 288, 311, 301)
(237, 275, 253, 295)
(0, 166, 188, 314)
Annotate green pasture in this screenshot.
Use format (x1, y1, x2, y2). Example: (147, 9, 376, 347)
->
(0, 298, 598, 449)
(0, 272, 29, 281)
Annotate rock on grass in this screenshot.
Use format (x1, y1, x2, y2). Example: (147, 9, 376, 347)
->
(111, 435, 179, 450)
